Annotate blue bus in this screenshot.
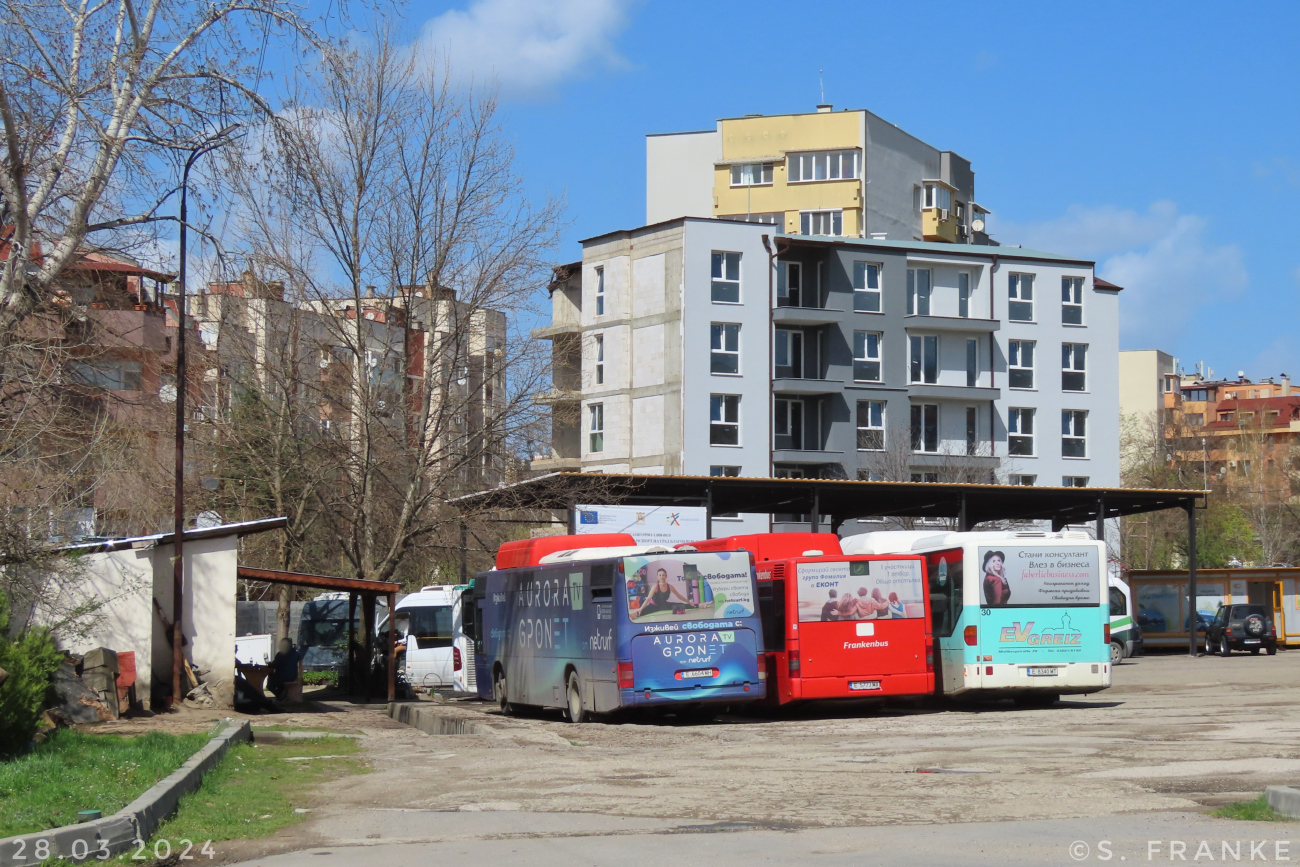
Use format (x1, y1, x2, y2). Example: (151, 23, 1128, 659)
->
(466, 537, 766, 722)
(840, 530, 1111, 705)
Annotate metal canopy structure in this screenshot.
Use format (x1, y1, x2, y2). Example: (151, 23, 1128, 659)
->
(237, 566, 400, 703)
(452, 473, 1209, 657)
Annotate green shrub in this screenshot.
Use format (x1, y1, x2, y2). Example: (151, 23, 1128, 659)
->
(0, 592, 64, 757)
(301, 670, 338, 687)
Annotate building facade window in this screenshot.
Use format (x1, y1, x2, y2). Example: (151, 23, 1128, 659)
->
(1009, 273, 1035, 321)
(710, 465, 740, 477)
(588, 403, 604, 453)
(72, 359, 142, 391)
(595, 266, 605, 316)
(730, 163, 773, 186)
(774, 328, 803, 378)
(907, 268, 932, 315)
(922, 183, 953, 211)
(800, 210, 842, 236)
(1062, 343, 1087, 391)
(853, 262, 881, 313)
(594, 334, 604, 385)
(774, 398, 807, 451)
(911, 472, 940, 483)
(1008, 474, 1036, 486)
(909, 334, 938, 384)
(854, 331, 882, 382)
(711, 251, 741, 303)
(710, 394, 740, 445)
(1062, 476, 1089, 487)
(710, 323, 741, 374)
(1008, 407, 1035, 456)
(966, 338, 978, 387)
(778, 261, 803, 307)
(1062, 276, 1084, 325)
(788, 150, 859, 183)
(1062, 409, 1088, 457)
(958, 272, 971, 318)
(966, 406, 978, 455)
(911, 403, 939, 453)
(856, 400, 885, 451)
(1008, 340, 1035, 389)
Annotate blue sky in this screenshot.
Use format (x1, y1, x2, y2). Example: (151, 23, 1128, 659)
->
(392, 1, 1299, 379)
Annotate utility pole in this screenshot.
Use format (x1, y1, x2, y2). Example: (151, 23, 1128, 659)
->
(171, 125, 240, 709)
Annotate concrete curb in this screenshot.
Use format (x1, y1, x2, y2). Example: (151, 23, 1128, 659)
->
(0, 719, 252, 867)
(1266, 785, 1300, 819)
(387, 702, 499, 736)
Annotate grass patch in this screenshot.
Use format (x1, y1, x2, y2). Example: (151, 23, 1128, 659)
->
(0, 729, 209, 837)
(140, 736, 365, 852)
(1213, 794, 1292, 822)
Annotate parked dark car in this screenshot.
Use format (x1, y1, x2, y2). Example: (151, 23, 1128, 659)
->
(1202, 604, 1278, 656)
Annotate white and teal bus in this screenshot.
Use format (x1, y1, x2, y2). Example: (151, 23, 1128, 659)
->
(840, 530, 1111, 705)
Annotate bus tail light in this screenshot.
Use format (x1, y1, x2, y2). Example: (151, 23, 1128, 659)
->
(925, 642, 934, 672)
(788, 655, 800, 677)
(758, 654, 767, 680)
(1104, 623, 1111, 645)
(617, 661, 635, 688)
(453, 646, 462, 672)
(963, 625, 978, 647)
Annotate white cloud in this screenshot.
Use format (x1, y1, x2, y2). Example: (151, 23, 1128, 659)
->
(414, 0, 634, 99)
(997, 201, 1247, 348)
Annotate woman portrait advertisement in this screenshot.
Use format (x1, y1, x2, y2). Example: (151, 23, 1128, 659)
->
(631, 564, 696, 618)
(981, 549, 1011, 605)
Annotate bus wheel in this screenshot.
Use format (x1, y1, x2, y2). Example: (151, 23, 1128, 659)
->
(494, 670, 514, 715)
(566, 671, 588, 724)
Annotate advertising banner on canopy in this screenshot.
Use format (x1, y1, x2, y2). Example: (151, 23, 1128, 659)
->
(575, 504, 706, 546)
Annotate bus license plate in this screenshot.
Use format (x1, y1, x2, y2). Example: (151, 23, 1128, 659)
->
(849, 681, 882, 691)
(1027, 667, 1058, 677)
(679, 669, 715, 680)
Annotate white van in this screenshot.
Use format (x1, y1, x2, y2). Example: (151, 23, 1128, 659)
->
(1108, 573, 1143, 664)
(385, 585, 475, 693)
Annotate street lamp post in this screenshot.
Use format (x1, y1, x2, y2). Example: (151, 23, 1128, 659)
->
(171, 125, 239, 709)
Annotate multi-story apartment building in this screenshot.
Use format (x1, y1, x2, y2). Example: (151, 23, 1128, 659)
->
(646, 104, 993, 244)
(1118, 349, 1177, 423)
(534, 217, 1120, 532)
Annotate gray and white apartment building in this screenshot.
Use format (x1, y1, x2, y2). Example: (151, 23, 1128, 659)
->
(535, 217, 1121, 533)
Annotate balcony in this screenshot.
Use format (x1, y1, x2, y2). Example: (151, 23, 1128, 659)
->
(772, 449, 843, 465)
(904, 315, 999, 333)
(530, 455, 582, 472)
(906, 383, 1000, 401)
(773, 378, 841, 396)
(908, 452, 1000, 470)
(922, 207, 960, 243)
(530, 320, 581, 340)
(534, 387, 581, 405)
(772, 306, 844, 327)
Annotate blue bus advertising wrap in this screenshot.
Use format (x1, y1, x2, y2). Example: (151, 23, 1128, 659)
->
(472, 549, 764, 719)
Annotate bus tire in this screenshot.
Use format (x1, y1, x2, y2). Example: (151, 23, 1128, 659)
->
(494, 669, 514, 715)
(566, 671, 588, 724)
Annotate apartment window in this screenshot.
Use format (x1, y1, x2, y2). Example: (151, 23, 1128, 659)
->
(909, 335, 938, 384)
(906, 268, 932, 315)
(858, 470, 885, 481)
(774, 328, 803, 378)
(800, 210, 842, 236)
(595, 266, 605, 316)
(788, 150, 859, 183)
(594, 334, 605, 385)
(854, 331, 882, 382)
(966, 406, 978, 455)
(856, 400, 885, 451)
(778, 261, 802, 307)
(922, 183, 953, 211)
(1062, 343, 1087, 391)
(1184, 388, 1209, 401)
(1062, 276, 1084, 325)
(1062, 409, 1088, 458)
(911, 404, 939, 453)
(1062, 476, 1089, 487)
(853, 262, 881, 313)
(710, 394, 740, 445)
(710, 465, 740, 477)
(1008, 340, 1035, 389)
(711, 251, 741, 303)
(1008, 407, 1035, 456)
(588, 403, 604, 453)
(1184, 412, 1205, 426)
(958, 272, 971, 319)
(1009, 273, 1035, 321)
(966, 338, 978, 387)
(710, 323, 741, 375)
(1008, 474, 1037, 486)
(911, 472, 940, 483)
(730, 162, 773, 186)
(773, 398, 806, 451)
(71, 359, 143, 391)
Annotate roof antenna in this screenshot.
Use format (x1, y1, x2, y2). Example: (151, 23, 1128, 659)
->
(819, 69, 824, 104)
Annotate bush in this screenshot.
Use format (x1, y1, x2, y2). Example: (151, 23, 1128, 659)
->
(0, 593, 64, 757)
(301, 670, 337, 687)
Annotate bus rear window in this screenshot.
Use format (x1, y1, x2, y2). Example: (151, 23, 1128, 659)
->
(978, 546, 1100, 607)
(795, 559, 925, 622)
(406, 605, 454, 647)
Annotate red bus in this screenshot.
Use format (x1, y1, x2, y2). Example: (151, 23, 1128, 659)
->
(685, 533, 933, 705)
